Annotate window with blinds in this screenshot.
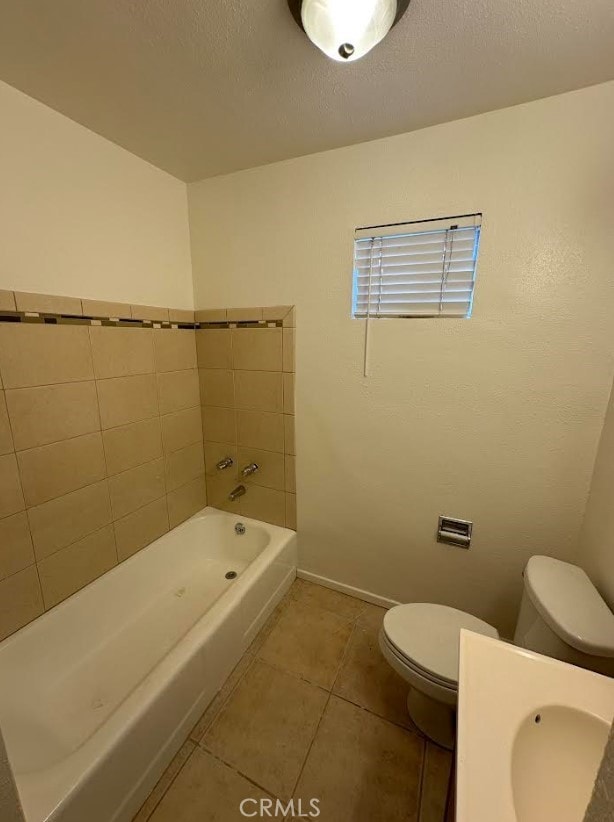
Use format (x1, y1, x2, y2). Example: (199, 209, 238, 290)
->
(352, 214, 482, 319)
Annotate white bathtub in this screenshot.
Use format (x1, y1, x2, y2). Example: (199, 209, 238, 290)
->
(0, 507, 297, 822)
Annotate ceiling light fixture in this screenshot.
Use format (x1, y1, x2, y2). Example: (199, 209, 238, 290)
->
(287, 0, 410, 63)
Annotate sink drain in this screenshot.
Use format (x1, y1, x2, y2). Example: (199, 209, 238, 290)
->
(225, 571, 238, 580)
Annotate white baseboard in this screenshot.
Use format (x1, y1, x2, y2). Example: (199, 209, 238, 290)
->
(297, 569, 401, 610)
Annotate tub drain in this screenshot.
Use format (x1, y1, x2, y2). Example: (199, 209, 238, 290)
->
(225, 571, 238, 580)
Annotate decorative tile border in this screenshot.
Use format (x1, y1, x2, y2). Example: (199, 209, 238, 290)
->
(0, 291, 294, 330)
(0, 310, 283, 330)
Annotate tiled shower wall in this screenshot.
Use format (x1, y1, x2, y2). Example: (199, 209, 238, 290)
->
(0, 292, 297, 643)
(197, 306, 296, 530)
(0, 289, 205, 642)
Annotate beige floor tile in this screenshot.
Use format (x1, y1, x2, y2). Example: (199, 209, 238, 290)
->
(419, 743, 453, 822)
(149, 746, 271, 822)
(290, 578, 367, 621)
(257, 597, 353, 689)
(190, 652, 255, 743)
(203, 660, 327, 800)
(132, 741, 195, 822)
(333, 615, 414, 729)
(294, 696, 423, 822)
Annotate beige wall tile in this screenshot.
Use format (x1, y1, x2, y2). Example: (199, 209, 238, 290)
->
(196, 329, 232, 369)
(97, 373, 158, 429)
(6, 381, 100, 451)
(108, 457, 165, 520)
(0, 566, 43, 641)
(27, 480, 112, 561)
(282, 328, 295, 373)
(204, 443, 238, 478)
(237, 447, 284, 490)
(284, 414, 295, 455)
(227, 308, 263, 322)
(283, 307, 296, 327)
(102, 417, 162, 476)
(14, 292, 82, 315)
(81, 299, 131, 318)
(17, 432, 106, 507)
(199, 369, 234, 407)
(168, 309, 195, 323)
(232, 328, 282, 371)
(89, 326, 154, 379)
(157, 369, 200, 416)
(242, 485, 286, 527)
(161, 407, 202, 454)
(262, 306, 292, 322)
(0, 324, 93, 389)
(195, 309, 227, 322)
(131, 305, 169, 322)
(205, 473, 242, 513)
(0, 391, 13, 455)
(237, 410, 284, 452)
(234, 371, 283, 412)
(154, 329, 197, 373)
(285, 493, 297, 530)
(165, 442, 205, 492)
(202, 406, 236, 444)
(0, 290, 16, 311)
(0, 512, 34, 580)
(285, 454, 296, 493)
(167, 475, 207, 528)
(0, 454, 25, 518)
(283, 372, 295, 414)
(38, 525, 117, 609)
(114, 496, 169, 562)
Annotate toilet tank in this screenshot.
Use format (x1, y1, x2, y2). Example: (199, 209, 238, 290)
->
(513, 556, 614, 677)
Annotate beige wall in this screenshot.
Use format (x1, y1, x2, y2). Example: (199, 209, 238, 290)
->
(0, 300, 206, 642)
(188, 81, 614, 635)
(0, 81, 193, 309)
(580, 382, 614, 610)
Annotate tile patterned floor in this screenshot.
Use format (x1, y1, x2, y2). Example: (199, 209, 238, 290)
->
(133, 579, 453, 822)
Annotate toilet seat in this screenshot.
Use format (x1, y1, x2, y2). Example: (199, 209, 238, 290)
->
(382, 603, 499, 687)
(380, 630, 458, 691)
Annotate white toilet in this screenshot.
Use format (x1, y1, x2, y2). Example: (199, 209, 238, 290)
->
(513, 555, 614, 677)
(379, 603, 499, 749)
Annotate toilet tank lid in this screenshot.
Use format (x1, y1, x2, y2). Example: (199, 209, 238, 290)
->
(524, 556, 614, 657)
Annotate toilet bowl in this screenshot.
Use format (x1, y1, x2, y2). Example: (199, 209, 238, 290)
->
(379, 603, 498, 749)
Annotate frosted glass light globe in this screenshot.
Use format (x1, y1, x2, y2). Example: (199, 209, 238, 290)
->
(301, 0, 398, 62)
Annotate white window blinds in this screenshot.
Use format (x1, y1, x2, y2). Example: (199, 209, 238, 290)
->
(352, 214, 482, 318)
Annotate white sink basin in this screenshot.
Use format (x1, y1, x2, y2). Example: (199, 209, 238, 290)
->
(457, 631, 614, 822)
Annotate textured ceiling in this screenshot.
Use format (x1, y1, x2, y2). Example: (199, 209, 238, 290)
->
(0, 0, 613, 181)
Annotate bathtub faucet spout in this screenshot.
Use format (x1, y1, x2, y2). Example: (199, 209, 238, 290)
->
(228, 485, 246, 502)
